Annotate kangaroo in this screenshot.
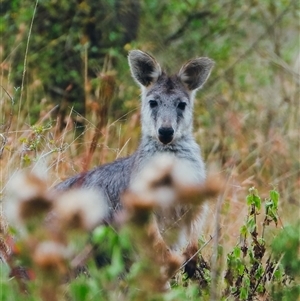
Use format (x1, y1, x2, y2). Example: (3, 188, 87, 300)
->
(55, 50, 214, 276)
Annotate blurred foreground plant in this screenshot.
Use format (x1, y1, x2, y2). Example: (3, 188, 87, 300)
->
(1, 156, 223, 301)
(1, 169, 298, 301)
(1, 171, 108, 301)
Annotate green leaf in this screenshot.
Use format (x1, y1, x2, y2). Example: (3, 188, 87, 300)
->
(274, 268, 282, 281)
(246, 187, 261, 210)
(247, 216, 256, 233)
(253, 194, 261, 210)
(233, 246, 241, 258)
(92, 225, 109, 244)
(240, 287, 249, 300)
(248, 248, 255, 263)
(255, 264, 264, 279)
(243, 274, 250, 287)
(70, 282, 89, 301)
(270, 189, 279, 209)
(240, 225, 248, 237)
(257, 283, 264, 293)
(109, 246, 124, 278)
(237, 263, 245, 275)
(247, 193, 253, 206)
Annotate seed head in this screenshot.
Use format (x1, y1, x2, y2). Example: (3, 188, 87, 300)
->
(54, 188, 109, 231)
(33, 241, 70, 273)
(4, 172, 52, 227)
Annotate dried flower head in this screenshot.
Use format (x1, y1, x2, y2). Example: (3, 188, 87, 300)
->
(4, 172, 52, 227)
(7, 171, 47, 201)
(33, 241, 70, 273)
(126, 154, 222, 209)
(127, 155, 179, 208)
(54, 188, 109, 231)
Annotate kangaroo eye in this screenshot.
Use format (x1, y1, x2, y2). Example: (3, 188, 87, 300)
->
(177, 102, 186, 110)
(149, 100, 158, 108)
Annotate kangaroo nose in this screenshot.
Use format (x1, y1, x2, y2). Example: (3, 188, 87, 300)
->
(158, 127, 174, 144)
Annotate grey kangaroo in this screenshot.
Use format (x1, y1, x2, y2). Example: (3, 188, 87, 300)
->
(55, 50, 214, 276)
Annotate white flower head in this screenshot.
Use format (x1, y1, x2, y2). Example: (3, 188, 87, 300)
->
(54, 188, 109, 231)
(4, 171, 51, 228)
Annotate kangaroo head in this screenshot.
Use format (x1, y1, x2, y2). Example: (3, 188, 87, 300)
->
(128, 50, 214, 145)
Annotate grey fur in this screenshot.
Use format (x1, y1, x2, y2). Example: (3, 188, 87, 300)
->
(55, 50, 214, 229)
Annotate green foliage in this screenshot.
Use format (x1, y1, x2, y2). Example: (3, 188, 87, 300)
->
(265, 189, 280, 226)
(271, 223, 300, 301)
(272, 224, 300, 278)
(92, 226, 132, 280)
(224, 188, 299, 301)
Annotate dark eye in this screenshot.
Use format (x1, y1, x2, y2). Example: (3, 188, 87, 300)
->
(149, 100, 158, 108)
(177, 102, 186, 110)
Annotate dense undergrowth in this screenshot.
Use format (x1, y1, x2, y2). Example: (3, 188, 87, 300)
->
(0, 0, 299, 300)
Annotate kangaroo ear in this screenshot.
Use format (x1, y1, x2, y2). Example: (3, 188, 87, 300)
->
(128, 50, 162, 87)
(178, 57, 214, 91)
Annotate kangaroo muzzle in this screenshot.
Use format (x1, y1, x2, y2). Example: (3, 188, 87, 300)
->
(158, 127, 174, 144)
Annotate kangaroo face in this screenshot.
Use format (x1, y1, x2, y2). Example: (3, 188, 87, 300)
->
(142, 75, 193, 145)
(128, 50, 214, 145)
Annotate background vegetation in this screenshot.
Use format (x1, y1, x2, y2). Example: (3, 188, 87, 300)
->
(0, 0, 299, 300)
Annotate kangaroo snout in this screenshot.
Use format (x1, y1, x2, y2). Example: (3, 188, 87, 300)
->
(158, 127, 174, 144)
